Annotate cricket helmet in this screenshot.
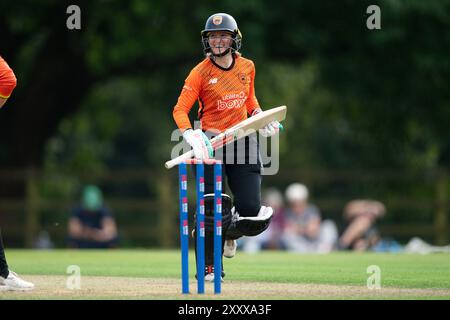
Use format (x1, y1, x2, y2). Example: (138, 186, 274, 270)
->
(201, 13, 242, 56)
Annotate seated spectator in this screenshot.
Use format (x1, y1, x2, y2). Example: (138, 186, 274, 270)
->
(241, 188, 286, 253)
(281, 183, 338, 253)
(67, 185, 119, 249)
(338, 199, 385, 251)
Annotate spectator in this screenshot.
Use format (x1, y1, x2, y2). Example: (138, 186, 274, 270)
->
(281, 183, 338, 253)
(338, 199, 385, 251)
(67, 185, 119, 249)
(241, 188, 286, 253)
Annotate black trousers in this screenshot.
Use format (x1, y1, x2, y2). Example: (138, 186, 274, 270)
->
(0, 229, 9, 278)
(194, 135, 262, 217)
(201, 162, 262, 217)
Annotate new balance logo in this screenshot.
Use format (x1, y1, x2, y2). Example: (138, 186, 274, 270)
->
(209, 78, 218, 85)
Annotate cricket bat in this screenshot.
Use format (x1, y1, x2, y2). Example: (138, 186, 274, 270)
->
(165, 105, 287, 169)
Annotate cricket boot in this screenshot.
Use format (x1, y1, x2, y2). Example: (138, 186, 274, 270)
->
(0, 271, 34, 291)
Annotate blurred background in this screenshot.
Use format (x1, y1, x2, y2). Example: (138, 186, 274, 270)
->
(0, 0, 449, 250)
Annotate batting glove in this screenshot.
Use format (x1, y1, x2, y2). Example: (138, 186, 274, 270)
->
(182, 129, 214, 160)
(252, 108, 282, 137)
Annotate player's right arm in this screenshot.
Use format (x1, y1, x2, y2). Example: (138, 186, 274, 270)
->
(173, 68, 202, 132)
(245, 62, 281, 137)
(0, 56, 17, 109)
(172, 68, 212, 159)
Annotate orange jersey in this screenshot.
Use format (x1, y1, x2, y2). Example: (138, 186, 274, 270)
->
(173, 54, 260, 133)
(0, 55, 17, 99)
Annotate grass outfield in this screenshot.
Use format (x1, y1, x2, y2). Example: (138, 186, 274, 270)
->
(1, 249, 450, 299)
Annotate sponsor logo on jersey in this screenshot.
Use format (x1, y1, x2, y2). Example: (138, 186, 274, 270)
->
(217, 91, 247, 110)
(208, 77, 218, 84)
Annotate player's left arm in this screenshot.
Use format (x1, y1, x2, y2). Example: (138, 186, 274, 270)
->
(246, 62, 282, 136)
(245, 62, 260, 116)
(0, 56, 17, 109)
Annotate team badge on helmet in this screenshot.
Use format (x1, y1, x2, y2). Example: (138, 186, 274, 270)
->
(212, 15, 223, 25)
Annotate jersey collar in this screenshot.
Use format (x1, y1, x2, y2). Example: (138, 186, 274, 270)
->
(209, 53, 236, 71)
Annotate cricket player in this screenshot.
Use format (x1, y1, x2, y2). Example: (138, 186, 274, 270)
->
(0, 55, 35, 290)
(172, 13, 281, 281)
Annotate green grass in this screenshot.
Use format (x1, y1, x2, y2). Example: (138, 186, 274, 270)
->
(5, 249, 450, 290)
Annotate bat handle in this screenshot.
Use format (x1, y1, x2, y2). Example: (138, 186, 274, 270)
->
(165, 150, 194, 169)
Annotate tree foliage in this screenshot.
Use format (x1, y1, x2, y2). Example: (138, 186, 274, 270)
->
(0, 0, 449, 173)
